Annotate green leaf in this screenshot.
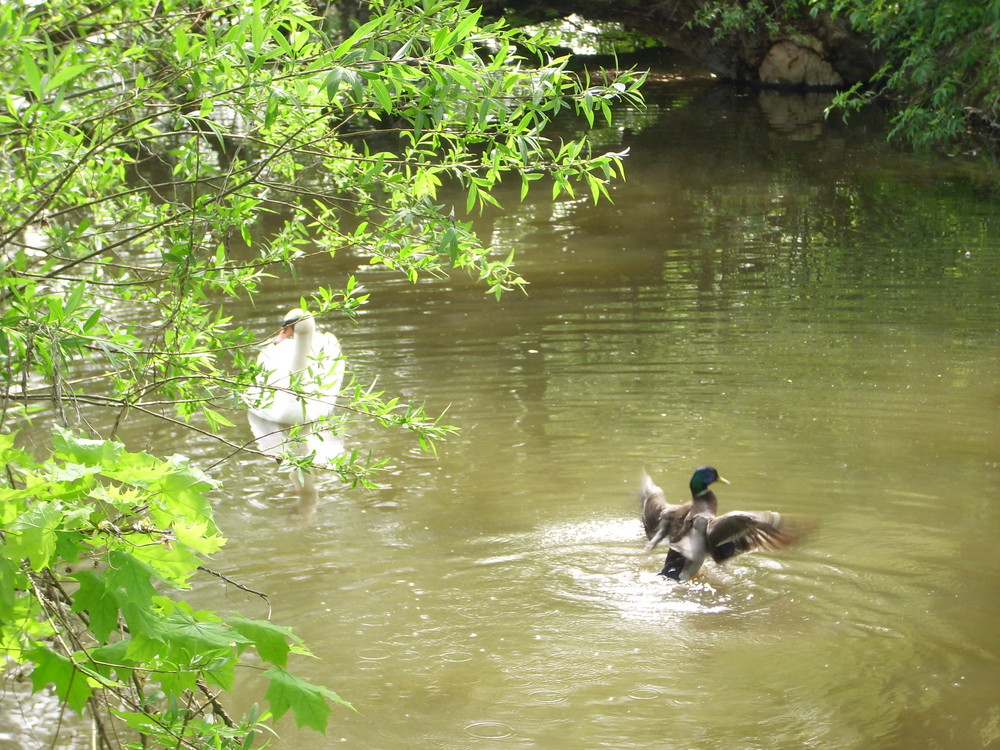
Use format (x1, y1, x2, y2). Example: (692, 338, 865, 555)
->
(71, 571, 120, 644)
(202, 406, 236, 429)
(113, 709, 176, 737)
(159, 610, 249, 659)
(6, 501, 62, 569)
(0, 557, 17, 620)
(250, 4, 266, 52)
(46, 461, 100, 483)
(120, 599, 166, 643)
(203, 651, 237, 691)
(20, 51, 42, 99)
(126, 540, 205, 588)
(85, 640, 136, 684)
(264, 667, 354, 731)
(27, 648, 93, 714)
(104, 550, 161, 639)
(368, 80, 394, 113)
(52, 427, 124, 467)
(229, 615, 301, 668)
(63, 282, 87, 316)
(452, 9, 482, 41)
(156, 660, 200, 694)
(106, 549, 157, 598)
(46, 64, 92, 93)
(331, 14, 385, 60)
(173, 25, 189, 57)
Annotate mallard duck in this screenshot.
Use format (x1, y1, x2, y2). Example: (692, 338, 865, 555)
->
(641, 467, 801, 581)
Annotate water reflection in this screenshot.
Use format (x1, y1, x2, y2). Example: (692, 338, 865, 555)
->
(7, 71, 1000, 749)
(757, 89, 834, 140)
(227, 77, 996, 749)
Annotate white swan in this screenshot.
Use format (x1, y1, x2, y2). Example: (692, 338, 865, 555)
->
(246, 308, 346, 463)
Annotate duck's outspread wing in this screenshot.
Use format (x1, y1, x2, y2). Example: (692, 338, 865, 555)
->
(639, 473, 667, 545)
(706, 510, 801, 563)
(640, 473, 690, 551)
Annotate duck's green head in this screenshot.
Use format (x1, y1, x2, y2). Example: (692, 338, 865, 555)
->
(690, 466, 729, 496)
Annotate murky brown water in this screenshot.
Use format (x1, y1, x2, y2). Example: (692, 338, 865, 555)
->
(5, 73, 1000, 749)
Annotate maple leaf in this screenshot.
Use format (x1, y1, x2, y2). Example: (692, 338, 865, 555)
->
(6, 501, 62, 569)
(263, 667, 354, 732)
(159, 610, 251, 660)
(229, 615, 307, 668)
(52, 427, 124, 466)
(26, 647, 93, 714)
(70, 571, 120, 643)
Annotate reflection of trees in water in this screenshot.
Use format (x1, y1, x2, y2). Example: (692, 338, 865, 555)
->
(475, 80, 996, 313)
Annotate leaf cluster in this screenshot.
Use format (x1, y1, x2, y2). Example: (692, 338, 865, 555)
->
(0, 0, 643, 470)
(1, 429, 349, 747)
(820, 0, 1000, 149)
(687, 0, 803, 41)
(0, 0, 643, 745)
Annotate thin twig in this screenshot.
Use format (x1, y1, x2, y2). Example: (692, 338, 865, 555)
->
(197, 565, 271, 614)
(195, 679, 236, 728)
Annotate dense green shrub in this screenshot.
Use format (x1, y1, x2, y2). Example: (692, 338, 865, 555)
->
(826, 0, 1000, 148)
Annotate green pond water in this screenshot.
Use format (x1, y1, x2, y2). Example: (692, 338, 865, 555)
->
(3, 71, 999, 750)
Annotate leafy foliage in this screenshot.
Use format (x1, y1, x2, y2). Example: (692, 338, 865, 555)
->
(0, 0, 643, 745)
(687, 0, 801, 41)
(1, 430, 345, 746)
(821, 0, 1000, 149)
(671, 0, 997, 150)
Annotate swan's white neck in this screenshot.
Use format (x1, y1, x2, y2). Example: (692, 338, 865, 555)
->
(287, 317, 315, 372)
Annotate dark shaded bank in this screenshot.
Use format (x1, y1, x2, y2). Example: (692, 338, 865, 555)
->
(475, 0, 882, 89)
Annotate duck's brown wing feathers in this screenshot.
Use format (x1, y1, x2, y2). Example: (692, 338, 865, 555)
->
(640, 473, 691, 550)
(639, 473, 666, 539)
(706, 511, 802, 563)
